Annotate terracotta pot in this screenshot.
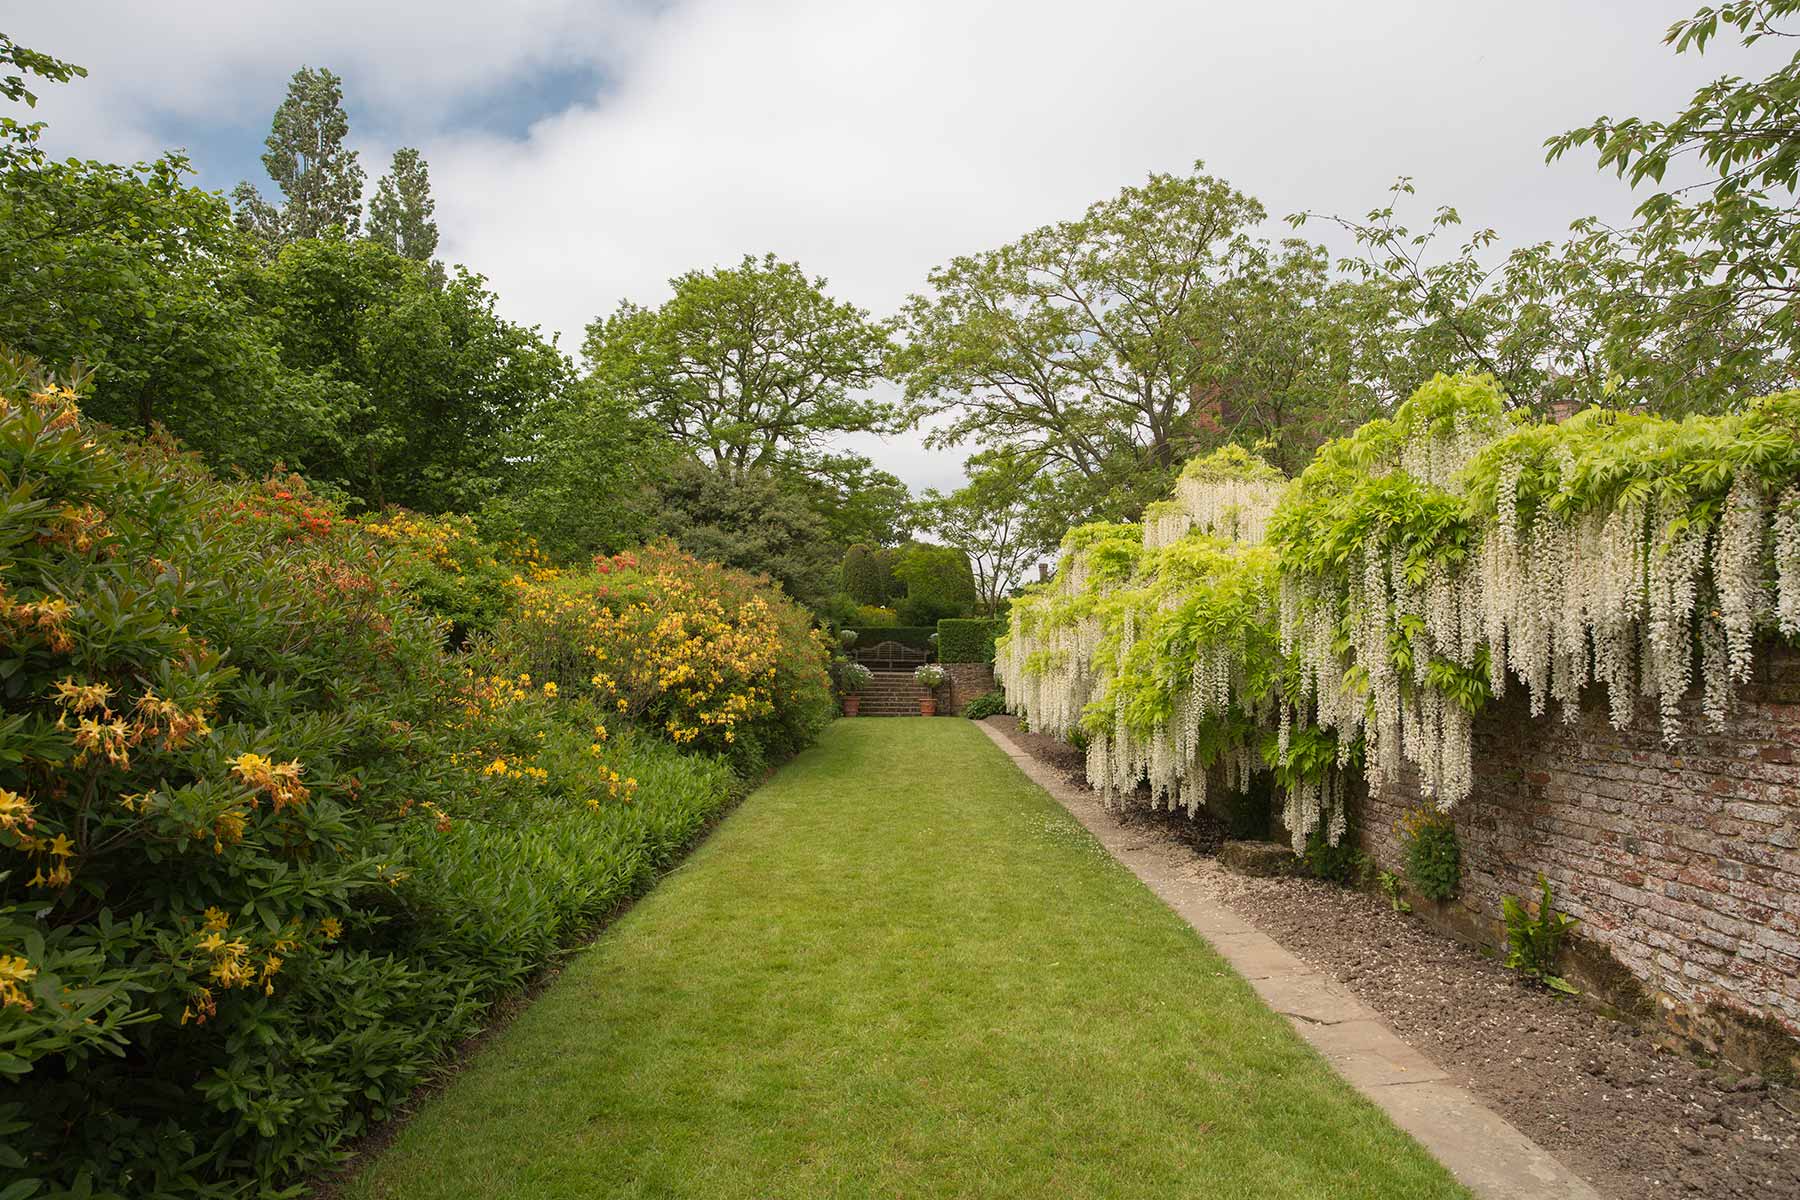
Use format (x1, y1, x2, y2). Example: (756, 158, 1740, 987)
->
(843, 694, 861, 717)
(919, 696, 937, 717)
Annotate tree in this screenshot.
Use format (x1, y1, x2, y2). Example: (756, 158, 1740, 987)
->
(0, 61, 298, 467)
(921, 454, 1054, 615)
(895, 167, 1267, 522)
(650, 457, 841, 607)
(368, 147, 440, 265)
(253, 237, 568, 512)
(584, 254, 897, 476)
(1299, 174, 1795, 418)
(891, 542, 977, 625)
(785, 452, 914, 549)
(483, 378, 672, 561)
(1, 33, 85, 107)
(841, 543, 888, 605)
(1547, 1, 1800, 362)
(235, 66, 365, 246)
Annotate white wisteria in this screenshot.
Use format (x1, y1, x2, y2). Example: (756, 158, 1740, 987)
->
(1000, 372, 1800, 853)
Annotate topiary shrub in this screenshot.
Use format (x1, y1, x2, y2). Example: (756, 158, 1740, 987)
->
(937, 617, 1004, 663)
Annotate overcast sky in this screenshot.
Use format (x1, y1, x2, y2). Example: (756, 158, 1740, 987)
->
(11, 1, 1783, 493)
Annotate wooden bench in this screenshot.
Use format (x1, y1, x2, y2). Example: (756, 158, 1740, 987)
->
(852, 640, 931, 671)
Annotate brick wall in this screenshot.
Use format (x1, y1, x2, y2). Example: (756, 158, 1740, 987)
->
(943, 663, 996, 715)
(1355, 645, 1800, 1078)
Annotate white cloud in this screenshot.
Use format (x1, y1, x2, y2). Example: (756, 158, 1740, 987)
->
(9, 0, 1787, 494)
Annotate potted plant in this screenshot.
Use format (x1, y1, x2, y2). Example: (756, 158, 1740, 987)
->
(840, 662, 873, 716)
(913, 663, 946, 716)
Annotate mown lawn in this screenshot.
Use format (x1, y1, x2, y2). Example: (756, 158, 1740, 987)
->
(348, 718, 1466, 1199)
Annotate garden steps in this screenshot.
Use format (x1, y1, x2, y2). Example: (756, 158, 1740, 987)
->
(854, 670, 934, 716)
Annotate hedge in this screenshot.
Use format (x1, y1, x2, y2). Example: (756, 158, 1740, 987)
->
(937, 618, 1004, 663)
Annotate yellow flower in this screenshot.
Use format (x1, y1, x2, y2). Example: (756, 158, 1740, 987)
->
(202, 906, 230, 932)
(0, 954, 36, 1010)
(542, 681, 558, 697)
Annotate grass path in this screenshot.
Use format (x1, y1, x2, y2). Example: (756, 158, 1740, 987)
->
(349, 719, 1467, 1199)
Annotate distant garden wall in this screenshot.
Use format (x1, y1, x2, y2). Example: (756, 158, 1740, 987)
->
(1355, 644, 1800, 1080)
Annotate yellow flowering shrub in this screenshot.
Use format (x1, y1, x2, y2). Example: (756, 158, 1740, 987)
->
(497, 543, 833, 768)
(0, 354, 738, 1196)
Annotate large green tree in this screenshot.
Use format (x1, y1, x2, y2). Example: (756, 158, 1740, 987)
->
(584, 254, 897, 475)
(253, 237, 567, 512)
(920, 453, 1054, 616)
(0, 42, 299, 467)
(234, 65, 365, 247)
(897, 166, 1387, 524)
(649, 457, 842, 607)
(486, 379, 673, 561)
(368, 147, 440, 265)
(895, 168, 1262, 515)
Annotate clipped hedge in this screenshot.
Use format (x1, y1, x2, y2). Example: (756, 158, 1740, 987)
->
(937, 618, 1004, 663)
(0, 355, 751, 1196)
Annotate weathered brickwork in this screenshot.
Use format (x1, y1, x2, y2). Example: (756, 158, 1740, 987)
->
(1355, 646, 1800, 1073)
(942, 662, 996, 715)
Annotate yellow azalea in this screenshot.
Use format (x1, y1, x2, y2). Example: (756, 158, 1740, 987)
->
(0, 787, 34, 833)
(0, 954, 36, 1010)
(202, 906, 230, 932)
(46, 832, 74, 858)
(319, 916, 343, 942)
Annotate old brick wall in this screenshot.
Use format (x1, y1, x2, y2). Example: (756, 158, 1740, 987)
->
(943, 663, 996, 715)
(1355, 645, 1800, 1074)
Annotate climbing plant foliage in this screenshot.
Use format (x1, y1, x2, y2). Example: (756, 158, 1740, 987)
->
(999, 373, 1800, 848)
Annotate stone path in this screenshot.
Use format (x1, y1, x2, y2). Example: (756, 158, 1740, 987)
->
(977, 720, 1603, 1200)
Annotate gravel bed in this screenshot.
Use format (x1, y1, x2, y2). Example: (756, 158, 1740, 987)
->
(981, 714, 1800, 1200)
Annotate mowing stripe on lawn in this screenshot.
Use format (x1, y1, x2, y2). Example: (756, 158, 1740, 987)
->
(349, 718, 1468, 1199)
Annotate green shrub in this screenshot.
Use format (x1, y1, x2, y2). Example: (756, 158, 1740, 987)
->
(0, 356, 742, 1196)
(961, 690, 1008, 720)
(1301, 823, 1370, 886)
(852, 604, 899, 628)
(1502, 874, 1580, 994)
(1399, 807, 1461, 900)
(937, 617, 1004, 663)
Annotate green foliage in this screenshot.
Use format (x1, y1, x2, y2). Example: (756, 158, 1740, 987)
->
(0, 355, 747, 1195)
(0, 116, 295, 469)
(1, 33, 85, 107)
(254, 235, 571, 513)
(1377, 870, 1413, 913)
(921, 451, 1055, 614)
(898, 164, 1397, 527)
(584, 254, 897, 476)
(960, 690, 1009, 720)
(937, 618, 1004, 663)
(841, 542, 887, 605)
(892, 542, 977, 625)
(850, 605, 900, 629)
(649, 457, 841, 608)
(1502, 874, 1580, 994)
(238, 65, 365, 245)
(367, 147, 440, 266)
(1398, 808, 1462, 901)
(483, 379, 671, 563)
(1300, 824, 1370, 886)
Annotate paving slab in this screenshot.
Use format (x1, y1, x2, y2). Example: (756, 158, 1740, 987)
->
(977, 719, 1602, 1200)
